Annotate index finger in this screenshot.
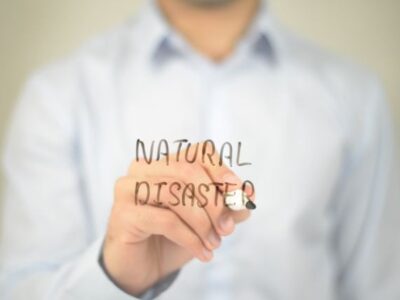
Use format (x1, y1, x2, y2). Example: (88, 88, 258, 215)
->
(199, 141, 255, 201)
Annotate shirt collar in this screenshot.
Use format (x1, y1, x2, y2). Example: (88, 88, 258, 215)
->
(136, 0, 275, 64)
(240, 0, 275, 61)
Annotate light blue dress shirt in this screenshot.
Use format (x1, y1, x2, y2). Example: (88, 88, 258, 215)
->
(1, 0, 399, 299)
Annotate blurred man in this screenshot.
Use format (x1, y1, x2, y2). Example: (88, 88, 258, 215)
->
(1, 0, 399, 299)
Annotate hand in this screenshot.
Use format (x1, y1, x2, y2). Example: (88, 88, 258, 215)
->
(102, 143, 254, 296)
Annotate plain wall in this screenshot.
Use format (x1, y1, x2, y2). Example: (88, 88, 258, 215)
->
(0, 0, 399, 194)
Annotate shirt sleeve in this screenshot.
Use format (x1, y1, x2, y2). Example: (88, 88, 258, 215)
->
(332, 77, 400, 299)
(0, 69, 178, 299)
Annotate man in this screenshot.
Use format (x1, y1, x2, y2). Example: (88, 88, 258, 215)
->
(1, 0, 399, 299)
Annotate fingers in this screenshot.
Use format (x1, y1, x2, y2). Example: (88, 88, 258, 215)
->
(175, 163, 237, 236)
(150, 163, 240, 238)
(196, 144, 254, 233)
(200, 142, 255, 210)
(122, 158, 252, 241)
(163, 189, 222, 251)
(150, 176, 222, 251)
(117, 176, 221, 252)
(117, 141, 255, 260)
(131, 205, 213, 262)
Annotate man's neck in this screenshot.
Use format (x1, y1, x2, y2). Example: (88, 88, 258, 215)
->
(158, 0, 260, 62)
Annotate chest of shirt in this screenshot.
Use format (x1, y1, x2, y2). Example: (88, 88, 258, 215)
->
(78, 62, 345, 251)
(71, 63, 344, 299)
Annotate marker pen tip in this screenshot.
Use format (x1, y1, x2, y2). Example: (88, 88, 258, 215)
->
(245, 201, 256, 210)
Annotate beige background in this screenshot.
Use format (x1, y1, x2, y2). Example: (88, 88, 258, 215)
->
(0, 0, 399, 193)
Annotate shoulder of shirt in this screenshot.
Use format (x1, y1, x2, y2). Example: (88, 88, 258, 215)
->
(24, 16, 141, 92)
(15, 17, 142, 140)
(272, 21, 386, 127)
(274, 22, 384, 102)
(267, 20, 390, 149)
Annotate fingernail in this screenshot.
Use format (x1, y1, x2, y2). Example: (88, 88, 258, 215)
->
(219, 214, 235, 234)
(207, 231, 221, 249)
(202, 248, 213, 261)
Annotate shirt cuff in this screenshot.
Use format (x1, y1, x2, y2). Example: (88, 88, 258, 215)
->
(63, 238, 180, 300)
(62, 238, 137, 299)
(136, 269, 180, 300)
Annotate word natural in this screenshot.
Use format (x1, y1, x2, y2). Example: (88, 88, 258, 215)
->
(136, 139, 252, 167)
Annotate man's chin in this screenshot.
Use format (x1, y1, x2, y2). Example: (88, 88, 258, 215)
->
(181, 0, 238, 8)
